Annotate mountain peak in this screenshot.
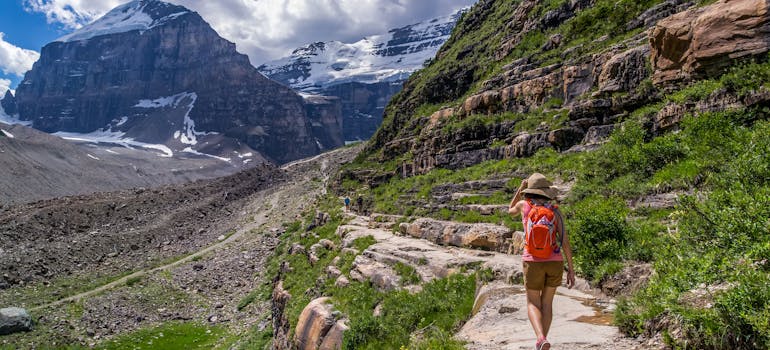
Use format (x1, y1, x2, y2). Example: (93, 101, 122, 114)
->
(55, 0, 193, 43)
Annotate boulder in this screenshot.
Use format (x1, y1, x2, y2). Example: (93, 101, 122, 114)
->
(651, 0, 770, 84)
(334, 275, 350, 288)
(401, 218, 512, 251)
(0, 307, 31, 335)
(318, 319, 348, 350)
(294, 298, 338, 350)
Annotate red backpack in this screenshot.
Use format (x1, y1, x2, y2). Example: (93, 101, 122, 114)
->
(524, 200, 563, 259)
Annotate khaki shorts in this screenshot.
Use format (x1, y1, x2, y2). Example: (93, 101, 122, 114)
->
(523, 261, 564, 290)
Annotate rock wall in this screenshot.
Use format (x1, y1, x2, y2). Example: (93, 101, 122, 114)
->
(317, 81, 404, 142)
(304, 95, 344, 150)
(651, 0, 770, 84)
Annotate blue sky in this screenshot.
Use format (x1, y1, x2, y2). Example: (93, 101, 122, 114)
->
(0, 0, 476, 94)
(0, 1, 64, 91)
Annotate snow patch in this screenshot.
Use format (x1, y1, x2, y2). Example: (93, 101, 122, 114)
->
(135, 92, 209, 146)
(56, 1, 191, 43)
(54, 129, 174, 158)
(182, 147, 231, 162)
(87, 154, 100, 160)
(1, 129, 14, 138)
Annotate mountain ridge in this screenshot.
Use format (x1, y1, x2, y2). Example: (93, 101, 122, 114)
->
(14, 0, 342, 164)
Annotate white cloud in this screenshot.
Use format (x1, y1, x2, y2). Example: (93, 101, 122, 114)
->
(25, 0, 476, 64)
(24, 0, 126, 29)
(0, 33, 41, 77)
(0, 78, 12, 96)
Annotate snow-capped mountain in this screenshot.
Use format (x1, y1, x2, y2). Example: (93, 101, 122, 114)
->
(259, 10, 463, 92)
(15, 0, 343, 165)
(55, 0, 191, 43)
(258, 10, 463, 141)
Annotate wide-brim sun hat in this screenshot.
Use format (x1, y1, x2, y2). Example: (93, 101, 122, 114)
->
(522, 173, 555, 199)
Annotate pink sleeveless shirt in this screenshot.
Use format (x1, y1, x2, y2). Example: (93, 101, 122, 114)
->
(521, 201, 564, 262)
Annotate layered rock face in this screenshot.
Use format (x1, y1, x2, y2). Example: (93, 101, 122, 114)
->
(15, 0, 338, 163)
(259, 11, 462, 142)
(359, 0, 770, 177)
(651, 0, 770, 84)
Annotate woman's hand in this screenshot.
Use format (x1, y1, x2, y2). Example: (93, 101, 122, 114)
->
(566, 269, 576, 289)
(519, 179, 528, 190)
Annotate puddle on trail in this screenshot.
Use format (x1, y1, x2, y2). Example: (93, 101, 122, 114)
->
(559, 291, 616, 326)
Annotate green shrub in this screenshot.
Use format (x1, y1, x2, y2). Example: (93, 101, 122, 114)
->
(568, 196, 630, 281)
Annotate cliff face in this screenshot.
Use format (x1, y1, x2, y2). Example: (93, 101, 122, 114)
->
(362, 0, 770, 176)
(15, 0, 340, 164)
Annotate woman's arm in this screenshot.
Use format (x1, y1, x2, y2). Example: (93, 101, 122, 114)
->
(558, 210, 576, 289)
(508, 179, 528, 217)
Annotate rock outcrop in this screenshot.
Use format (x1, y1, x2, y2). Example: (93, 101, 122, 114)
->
(0, 307, 32, 335)
(651, 0, 770, 84)
(15, 0, 338, 164)
(293, 297, 346, 350)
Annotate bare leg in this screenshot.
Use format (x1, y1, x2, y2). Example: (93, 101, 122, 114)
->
(526, 289, 545, 339)
(540, 286, 558, 338)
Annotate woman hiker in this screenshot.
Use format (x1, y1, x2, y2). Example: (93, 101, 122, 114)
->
(508, 173, 576, 350)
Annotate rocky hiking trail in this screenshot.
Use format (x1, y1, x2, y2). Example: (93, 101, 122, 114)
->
(297, 211, 647, 349)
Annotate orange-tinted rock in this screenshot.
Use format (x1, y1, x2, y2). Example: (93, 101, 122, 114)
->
(294, 298, 336, 350)
(651, 0, 770, 84)
(318, 320, 349, 350)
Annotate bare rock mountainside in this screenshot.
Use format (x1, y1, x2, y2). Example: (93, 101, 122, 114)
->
(259, 11, 462, 142)
(13, 0, 343, 164)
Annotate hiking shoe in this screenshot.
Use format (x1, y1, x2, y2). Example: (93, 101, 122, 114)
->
(535, 338, 551, 350)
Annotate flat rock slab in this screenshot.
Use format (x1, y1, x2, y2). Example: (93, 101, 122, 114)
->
(340, 219, 523, 284)
(457, 282, 621, 350)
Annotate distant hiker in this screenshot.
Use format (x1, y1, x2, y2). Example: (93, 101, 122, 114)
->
(356, 196, 364, 214)
(508, 173, 575, 350)
(344, 196, 351, 212)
